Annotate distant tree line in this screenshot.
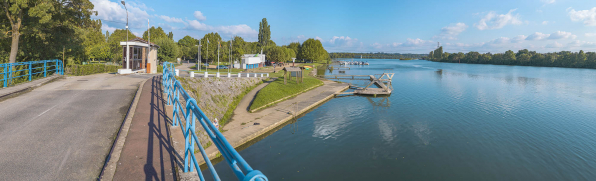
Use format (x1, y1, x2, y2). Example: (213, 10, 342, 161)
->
(329, 52, 427, 60)
(428, 46, 596, 69)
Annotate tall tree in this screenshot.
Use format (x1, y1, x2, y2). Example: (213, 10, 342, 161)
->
(178, 35, 198, 60)
(258, 18, 270, 47)
(142, 26, 167, 41)
(167, 31, 173, 40)
(107, 29, 136, 63)
(232, 36, 245, 63)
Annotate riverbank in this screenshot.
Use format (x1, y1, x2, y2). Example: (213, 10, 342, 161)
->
(166, 79, 349, 171)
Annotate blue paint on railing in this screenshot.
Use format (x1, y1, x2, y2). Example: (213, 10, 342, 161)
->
(1, 59, 63, 88)
(162, 62, 268, 181)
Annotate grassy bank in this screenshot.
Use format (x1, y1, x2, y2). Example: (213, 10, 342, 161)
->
(65, 64, 120, 76)
(249, 76, 323, 112)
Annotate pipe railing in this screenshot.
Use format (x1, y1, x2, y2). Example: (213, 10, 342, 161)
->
(162, 62, 267, 181)
(1, 59, 63, 88)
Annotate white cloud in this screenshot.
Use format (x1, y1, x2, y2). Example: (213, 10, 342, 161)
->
(526, 32, 550, 40)
(315, 36, 323, 41)
(101, 24, 117, 32)
(433, 23, 468, 40)
(546, 41, 563, 48)
(542, 21, 549, 25)
(132, 31, 142, 37)
(214, 24, 258, 37)
(193, 11, 207, 21)
(548, 31, 576, 39)
(474, 9, 523, 30)
(371, 43, 384, 49)
(586, 33, 596, 37)
(541, 0, 555, 4)
(91, 0, 150, 29)
(391, 42, 403, 47)
(403, 38, 434, 47)
(329, 36, 358, 47)
(159, 15, 184, 23)
(567, 7, 596, 26)
(187, 19, 257, 37)
(489, 37, 511, 44)
(512, 35, 527, 43)
(568, 40, 596, 48)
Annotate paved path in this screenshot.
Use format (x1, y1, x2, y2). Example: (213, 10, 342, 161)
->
(0, 73, 152, 180)
(113, 76, 177, 181)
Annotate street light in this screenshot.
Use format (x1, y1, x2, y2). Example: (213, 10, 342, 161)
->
(121, 0, 129, 70)
(195, 43, 201, 71)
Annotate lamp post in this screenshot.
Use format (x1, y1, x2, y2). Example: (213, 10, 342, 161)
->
(195, 43, 201, 71)
(121, 0, 129, 70)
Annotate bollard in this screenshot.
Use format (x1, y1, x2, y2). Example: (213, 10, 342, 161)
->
(216, 72, 220, 77)
(246, 73, 250, 77)
(260, 73, 263, 77)
(267, 73, 269, 77)
(204, 72, 208, 78)
(238, 73, 242, 78)
(190, 71, 194, 77)
(175, 69, 180, 76)
(227, 73, 231, 78)
(254, 73, 257, 77)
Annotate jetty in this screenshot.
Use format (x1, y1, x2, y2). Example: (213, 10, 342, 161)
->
(321, 73, 394, 96)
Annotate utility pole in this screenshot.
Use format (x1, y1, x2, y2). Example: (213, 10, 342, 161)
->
(122, 0, 129, 70)
(217, 41, 220, 73)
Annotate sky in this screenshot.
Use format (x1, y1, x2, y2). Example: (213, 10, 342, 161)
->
(92, 0, 596, 53)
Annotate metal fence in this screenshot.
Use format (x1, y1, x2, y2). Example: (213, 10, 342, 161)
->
(162, 62, 267, 181)
(1, 59, 63, 88)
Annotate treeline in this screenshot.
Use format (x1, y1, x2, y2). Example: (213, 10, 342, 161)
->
(329, 52, 427, 60)
(428, 47, 596, 69)
(173, 19, 329, 64)
(1, 3, 329, 65)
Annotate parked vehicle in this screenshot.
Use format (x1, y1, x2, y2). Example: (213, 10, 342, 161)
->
(217, 65, 229, 69)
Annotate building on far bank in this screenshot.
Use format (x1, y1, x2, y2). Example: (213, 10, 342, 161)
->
(118, 37, 160, 74)
(241, 54, 266, 69)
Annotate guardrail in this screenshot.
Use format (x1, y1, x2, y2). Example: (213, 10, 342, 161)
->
(1, 59, 63, 88)
(162, 62, 268, 181)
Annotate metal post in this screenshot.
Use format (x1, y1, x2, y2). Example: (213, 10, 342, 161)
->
(44, 61, 47, 77)
(28, 62, 32, 81)
(122, 1, 129, 70)
(3, 65, 7, 87)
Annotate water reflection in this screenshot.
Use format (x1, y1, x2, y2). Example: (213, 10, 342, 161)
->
(412, 121, 432, 146)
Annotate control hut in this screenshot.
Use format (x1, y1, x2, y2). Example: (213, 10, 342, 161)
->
(282, 66, 304, 84)
(119, 37, 159, 73)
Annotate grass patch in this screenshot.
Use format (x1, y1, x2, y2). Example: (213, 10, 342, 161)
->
(192, 68, 244, 74)
(249, 76, 323, 111)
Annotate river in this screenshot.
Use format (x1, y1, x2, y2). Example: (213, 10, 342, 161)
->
(207, 59, 596, 180)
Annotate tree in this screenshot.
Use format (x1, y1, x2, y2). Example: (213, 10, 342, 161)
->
(2, 0, 95, 63)
(232, 36, 245, 63)
(105, 31, 110, 42)
(178, 35, 198, 60)
(108, 29, 136, 63)
(265, 46, 287, 62)
(258, 18, 271, 47)
(154, 37, 179, 62)
(167, 31, 174, 40)
(299, 38, 328, 62)
(285, 42, 301, 59)
(142, 26, 167, 41)
(199, 32, 221, 64)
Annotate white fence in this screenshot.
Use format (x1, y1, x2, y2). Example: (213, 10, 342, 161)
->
(187, 71, 269, 78)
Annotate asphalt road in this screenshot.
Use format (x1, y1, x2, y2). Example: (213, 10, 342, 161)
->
(0, 73, 153, 180)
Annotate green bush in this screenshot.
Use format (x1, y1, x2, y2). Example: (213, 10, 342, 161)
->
(66, 64, 120, 76)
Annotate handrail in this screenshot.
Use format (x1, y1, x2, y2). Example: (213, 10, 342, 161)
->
(162, 62, 268, 181)
(1, 59, 63, 88)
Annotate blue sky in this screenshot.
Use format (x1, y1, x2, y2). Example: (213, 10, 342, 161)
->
(92, 0, 596, 53)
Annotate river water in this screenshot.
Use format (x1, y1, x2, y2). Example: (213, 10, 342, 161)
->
(208, 59, 596, 180)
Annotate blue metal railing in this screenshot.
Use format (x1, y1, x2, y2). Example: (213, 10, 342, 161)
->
(162, 62, 268, 181)
(1, 59, 63, 88)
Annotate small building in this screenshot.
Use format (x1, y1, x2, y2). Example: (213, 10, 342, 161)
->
(119, 37, 160, 74)
(282, 66, 304, 84)
(241, 54, 266, 69)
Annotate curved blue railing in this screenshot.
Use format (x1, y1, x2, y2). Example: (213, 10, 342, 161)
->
(162, 62, 267, 181)
(1, 59, 63, 88)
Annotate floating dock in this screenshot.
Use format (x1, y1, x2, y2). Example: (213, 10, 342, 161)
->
(321, 73, 394, 96)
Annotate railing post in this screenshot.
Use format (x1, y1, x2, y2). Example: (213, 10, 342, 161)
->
(44, 61, 47, 77)
(7, 63, 12, 86)
(3, 65, 6, 87)
(28, 62, 32, 81)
